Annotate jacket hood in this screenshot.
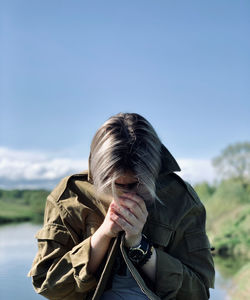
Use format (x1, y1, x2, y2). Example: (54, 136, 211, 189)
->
(88, 143, 181, 182)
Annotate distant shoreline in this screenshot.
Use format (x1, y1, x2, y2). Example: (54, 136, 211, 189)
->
(0, 188, 49, 225)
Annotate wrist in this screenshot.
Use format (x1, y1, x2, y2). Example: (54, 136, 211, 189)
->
(94, 225, 113, 242)
(125, 234, 142, 248)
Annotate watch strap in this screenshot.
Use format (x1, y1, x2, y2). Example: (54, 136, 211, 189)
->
(129, 234, 149, 251)
(127, 234, 153, 266)
(137, 244, 154, 267)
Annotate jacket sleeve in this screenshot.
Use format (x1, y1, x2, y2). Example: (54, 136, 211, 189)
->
(153, 203, 214, 300)
(28, 196, 99, 300)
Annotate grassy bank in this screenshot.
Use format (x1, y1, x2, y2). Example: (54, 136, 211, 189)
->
(195, 179, 250, 260)
(0, 189, 49, 224)
(230, 262, 250, 300)
(195, 179, 250, 300)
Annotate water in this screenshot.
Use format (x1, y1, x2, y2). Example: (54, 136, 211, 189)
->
(0, 223, 231, 300)
(210, 269, 231, 300)
(0, 223, 42, 300)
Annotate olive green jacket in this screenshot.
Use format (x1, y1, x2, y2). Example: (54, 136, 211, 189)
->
(28, 146, 215, 300)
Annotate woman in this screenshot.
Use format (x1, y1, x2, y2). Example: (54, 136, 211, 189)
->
(28, 113, 215, 300)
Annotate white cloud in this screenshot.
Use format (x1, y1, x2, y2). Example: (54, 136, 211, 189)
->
(177, 158, 216, 185)
(0, 147, 216, 189)
(0, 147, 88, 189)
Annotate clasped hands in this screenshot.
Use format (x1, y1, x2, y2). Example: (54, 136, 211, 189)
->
(101, 193, 148, 248)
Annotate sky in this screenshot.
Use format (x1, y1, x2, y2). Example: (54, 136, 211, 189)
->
(1, 0, 249, 189)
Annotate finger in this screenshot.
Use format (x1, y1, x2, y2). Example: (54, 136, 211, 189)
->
(113, 198, 148, 226)
(110, 220, 123, 233)
(111, 204, 139, 227)
(119, 198, 145, 221)
(110, 211, 136, 234)
(120, 193, 148, 215)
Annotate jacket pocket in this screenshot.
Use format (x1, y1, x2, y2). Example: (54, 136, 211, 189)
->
(29, 224, 72, 277)
(185, 231, 210, 252)
(35, 223, 71, 246)
(146, 221, 173, 248)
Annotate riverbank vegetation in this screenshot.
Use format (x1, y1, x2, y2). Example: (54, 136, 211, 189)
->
(195, 179, 250, 260)
(195, 141, 250, 300)
(0, 189, 49, 224)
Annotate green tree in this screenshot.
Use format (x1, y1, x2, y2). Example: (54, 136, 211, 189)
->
(212, 142, 250, 186)
(194, 182, 215, 202)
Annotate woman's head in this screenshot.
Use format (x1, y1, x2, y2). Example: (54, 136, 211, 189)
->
(89, 113, 162, 203)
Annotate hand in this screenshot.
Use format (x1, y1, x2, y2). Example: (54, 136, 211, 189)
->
(89, 200, 123, 275)
(110, 193, 148, 247)
(98, 200, 123, 239)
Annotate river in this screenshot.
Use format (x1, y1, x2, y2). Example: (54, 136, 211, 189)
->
(0, 223, 231, 300)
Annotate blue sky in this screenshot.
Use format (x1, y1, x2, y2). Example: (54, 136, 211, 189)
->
(1, 0, 249, 188)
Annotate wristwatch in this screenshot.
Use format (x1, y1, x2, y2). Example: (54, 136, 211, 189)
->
(127, 235, 153, 266)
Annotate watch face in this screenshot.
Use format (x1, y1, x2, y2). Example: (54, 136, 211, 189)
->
(128, 248, 145, 262)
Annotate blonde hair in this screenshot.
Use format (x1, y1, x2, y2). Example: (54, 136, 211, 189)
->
(89, 113, 162, 203)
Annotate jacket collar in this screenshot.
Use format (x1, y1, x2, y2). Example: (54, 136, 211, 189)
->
(159, 143, 181, 175)
(88, 143, 181, 182)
